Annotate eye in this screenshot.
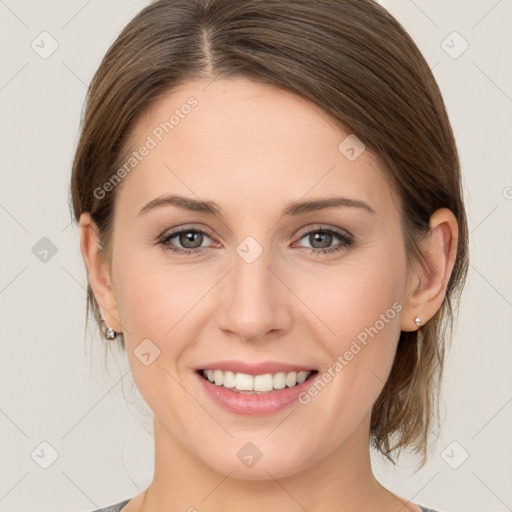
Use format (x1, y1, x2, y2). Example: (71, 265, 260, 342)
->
(158, 226, 215, 255)
(158, 225, 354, 256)
(294, 227, 354, 255)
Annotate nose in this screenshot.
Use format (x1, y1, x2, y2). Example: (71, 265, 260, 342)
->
(215, 243, 294, 343)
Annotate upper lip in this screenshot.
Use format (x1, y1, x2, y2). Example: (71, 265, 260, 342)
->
(197, 360, 317, 375)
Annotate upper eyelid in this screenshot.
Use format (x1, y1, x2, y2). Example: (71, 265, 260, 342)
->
(293, 227, 353, 248)
(296, 224, 352, 238)
(161, 226, 215, 244)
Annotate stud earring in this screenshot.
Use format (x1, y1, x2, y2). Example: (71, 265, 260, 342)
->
(101, 315, 121, 341)
(101, 318, 119, 340)
(105, 325, 117, 339)
(414, 315, 422, 327)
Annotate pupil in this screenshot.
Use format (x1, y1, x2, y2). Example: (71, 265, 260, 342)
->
(312, 232, 331, 249)
(181, 231, 202, 249)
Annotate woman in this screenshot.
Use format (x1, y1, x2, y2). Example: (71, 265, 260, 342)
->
(71, 0, 469, 510)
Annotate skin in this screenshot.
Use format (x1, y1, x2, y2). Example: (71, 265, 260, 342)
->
(79, 77, 458, 512)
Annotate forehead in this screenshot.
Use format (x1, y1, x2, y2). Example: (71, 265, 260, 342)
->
(118, 77, 395, 219)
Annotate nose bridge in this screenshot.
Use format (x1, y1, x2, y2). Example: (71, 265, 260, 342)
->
(234, 238, 273, 295)
(217, 236, 291, 341)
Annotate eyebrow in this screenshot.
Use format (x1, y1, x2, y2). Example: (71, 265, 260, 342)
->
(137, 194, 376, 218)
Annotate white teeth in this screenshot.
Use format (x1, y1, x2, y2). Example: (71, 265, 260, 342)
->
(213, 369, 224, 386)
(297, 371, 309, 384)
(273, 372, 286, 389)
(222, 370, 236, 388)
(254, 373, 273, 392)
(202, 369, 313, 392)
(235, 372, 253, 391)
(286, 372, 297, 387)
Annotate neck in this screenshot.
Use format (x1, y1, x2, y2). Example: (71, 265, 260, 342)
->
(136, 412, 418, 512)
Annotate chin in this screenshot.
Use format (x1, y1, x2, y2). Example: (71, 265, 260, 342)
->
(198, 440, 316, 481)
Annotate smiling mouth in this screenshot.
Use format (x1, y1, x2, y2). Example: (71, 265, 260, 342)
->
(196, 368, 319, 394)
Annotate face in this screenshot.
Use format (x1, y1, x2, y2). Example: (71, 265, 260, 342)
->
(99, 77, 413, 479)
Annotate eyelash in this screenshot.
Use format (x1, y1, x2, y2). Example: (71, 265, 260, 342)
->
(158, 225, 354, 256)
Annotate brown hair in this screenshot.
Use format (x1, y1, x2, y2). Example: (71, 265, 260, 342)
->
(69, 0, 469, 469)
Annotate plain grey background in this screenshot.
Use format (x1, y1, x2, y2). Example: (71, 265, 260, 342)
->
(0, 1, 511, 511)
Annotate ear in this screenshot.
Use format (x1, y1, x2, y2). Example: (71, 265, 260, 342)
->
(79, 212, 123, 333)
(400, 208, 459, 332)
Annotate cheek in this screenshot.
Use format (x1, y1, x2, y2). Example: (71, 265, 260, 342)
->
(110, 232, 198, 342)
(292, 256, 405, 441)
(111, 252, 204, 409)
(294, 250, 405, 395)
(115, 261, 204, 338)
(296, 254, 404, 345)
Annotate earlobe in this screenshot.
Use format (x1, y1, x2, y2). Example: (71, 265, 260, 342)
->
(400, 208, 458, 332)
(79, 212, 123, 333)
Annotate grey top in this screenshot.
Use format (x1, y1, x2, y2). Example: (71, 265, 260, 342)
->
(89, 500, 130, 512)
(89, 498, 440, 511)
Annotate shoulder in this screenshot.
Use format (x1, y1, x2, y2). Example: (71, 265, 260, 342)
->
(88, 498, 131, 512)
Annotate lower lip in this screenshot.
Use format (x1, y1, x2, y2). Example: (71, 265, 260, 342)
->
(195, 370, 319, 416)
